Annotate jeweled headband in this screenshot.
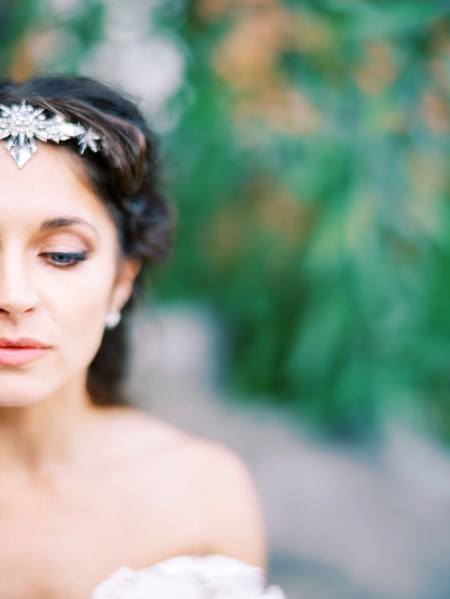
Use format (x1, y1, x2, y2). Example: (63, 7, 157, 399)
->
(0, 101, 101, 168)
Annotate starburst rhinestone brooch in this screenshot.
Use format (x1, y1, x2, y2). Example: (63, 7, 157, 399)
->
(0, 101, 101, 168)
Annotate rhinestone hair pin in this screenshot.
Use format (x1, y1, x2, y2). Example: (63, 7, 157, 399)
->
(0, 101, 101, 168)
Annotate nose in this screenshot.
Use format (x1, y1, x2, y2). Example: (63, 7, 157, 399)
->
(0, 255, 38, 318)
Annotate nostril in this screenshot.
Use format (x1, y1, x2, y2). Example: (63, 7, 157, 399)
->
(0, 291, 40, 314)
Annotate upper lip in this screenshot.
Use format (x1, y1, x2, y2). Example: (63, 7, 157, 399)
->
(0, 337, 50, 349)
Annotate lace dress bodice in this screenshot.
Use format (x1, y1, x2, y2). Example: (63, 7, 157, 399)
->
(91, 554, 286, 598)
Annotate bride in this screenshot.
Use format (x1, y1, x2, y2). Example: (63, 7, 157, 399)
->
(0, 75, 285, 598)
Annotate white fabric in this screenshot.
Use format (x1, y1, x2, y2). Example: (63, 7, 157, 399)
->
(91, 554, 286, 599)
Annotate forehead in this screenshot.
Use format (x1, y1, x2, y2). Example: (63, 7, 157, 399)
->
(0, 142, 111, 228)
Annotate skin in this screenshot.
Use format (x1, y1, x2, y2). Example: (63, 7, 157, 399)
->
(0, 143, 266, 598)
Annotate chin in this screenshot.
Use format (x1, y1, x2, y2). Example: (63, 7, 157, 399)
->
(0, 373, 60, 407)
(0, 388, 48, 407)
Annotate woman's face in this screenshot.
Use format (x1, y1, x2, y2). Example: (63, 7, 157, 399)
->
(0, 143, 138, 406)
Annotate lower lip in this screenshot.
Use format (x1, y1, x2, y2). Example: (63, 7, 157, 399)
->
(0, 347, 48, 366)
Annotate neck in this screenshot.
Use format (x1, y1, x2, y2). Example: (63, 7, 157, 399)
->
(0, 379, 100, 484)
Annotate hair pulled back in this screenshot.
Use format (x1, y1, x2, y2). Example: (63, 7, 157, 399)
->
(0, 74, 174, 405)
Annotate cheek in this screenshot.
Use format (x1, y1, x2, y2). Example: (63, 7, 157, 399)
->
(38, 258, 118, 362)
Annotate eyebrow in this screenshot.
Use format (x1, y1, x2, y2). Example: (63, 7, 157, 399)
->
(39, 217, 99, 239)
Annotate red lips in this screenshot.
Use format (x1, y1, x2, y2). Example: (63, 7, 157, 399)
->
(0, 337, 50, 349)
(0, 338, 50, 366)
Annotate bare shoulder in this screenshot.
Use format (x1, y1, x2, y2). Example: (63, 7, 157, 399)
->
(170, 435, 268, 569)
(156, 431, 268, 569)
(101, 406, 267, 568)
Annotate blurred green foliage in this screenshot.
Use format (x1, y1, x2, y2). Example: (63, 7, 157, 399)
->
(2, 0, 450, 440)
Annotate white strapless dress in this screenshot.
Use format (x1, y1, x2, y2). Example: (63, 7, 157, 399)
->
(91, 554, 286, 598)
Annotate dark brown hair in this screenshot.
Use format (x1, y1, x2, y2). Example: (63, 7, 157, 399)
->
(0, 74, 174, 405)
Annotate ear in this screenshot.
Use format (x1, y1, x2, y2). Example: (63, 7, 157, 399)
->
(109, 257, 142, 313)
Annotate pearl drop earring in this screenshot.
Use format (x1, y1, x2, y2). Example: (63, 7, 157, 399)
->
(105, 312, 121, 329)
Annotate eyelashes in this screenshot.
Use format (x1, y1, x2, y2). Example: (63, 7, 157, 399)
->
(40, 250, 89, 268)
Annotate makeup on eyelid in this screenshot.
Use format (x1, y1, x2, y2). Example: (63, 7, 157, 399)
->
(37, 228, 96, 248)
(36, 230, 94, 262)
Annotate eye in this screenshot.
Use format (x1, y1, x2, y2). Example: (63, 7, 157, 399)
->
(41, 251, 88, 268)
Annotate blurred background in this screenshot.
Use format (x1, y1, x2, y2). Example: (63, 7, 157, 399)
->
(1, 1, 450, 597)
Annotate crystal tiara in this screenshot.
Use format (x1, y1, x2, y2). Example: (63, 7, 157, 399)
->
(0, 101, 101, 168)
